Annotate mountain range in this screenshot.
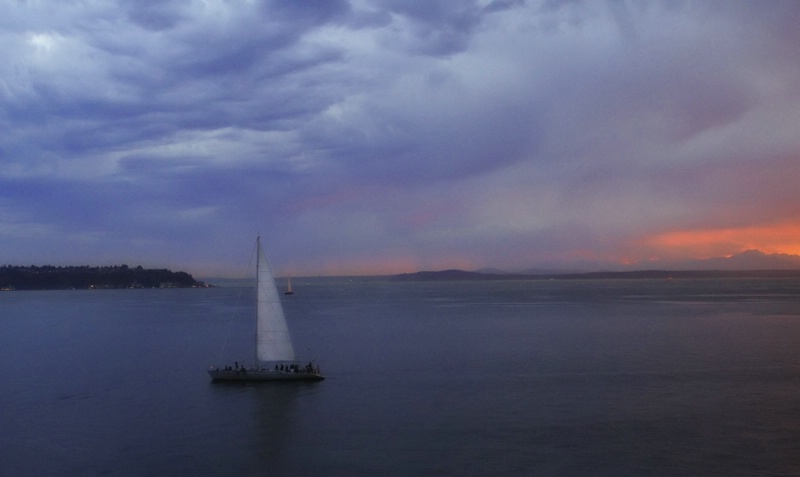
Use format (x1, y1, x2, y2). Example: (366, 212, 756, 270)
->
(396, 250, 800, 281)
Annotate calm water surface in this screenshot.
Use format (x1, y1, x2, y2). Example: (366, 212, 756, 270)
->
(2, 278, 800, 476)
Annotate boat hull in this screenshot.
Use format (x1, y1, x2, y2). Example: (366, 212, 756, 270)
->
(208, 367, 324, 382)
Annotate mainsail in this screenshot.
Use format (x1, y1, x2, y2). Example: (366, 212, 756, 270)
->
(255, 237, 296, 363)
(208, 236, 322, 381)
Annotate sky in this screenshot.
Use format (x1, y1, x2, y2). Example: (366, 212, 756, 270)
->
(2, 0, 800, 277)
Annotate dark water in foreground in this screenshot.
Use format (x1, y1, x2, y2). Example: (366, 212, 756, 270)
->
(3, 278, 800, 476)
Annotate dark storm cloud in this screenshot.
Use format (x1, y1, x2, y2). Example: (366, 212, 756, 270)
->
(123, 0, 188, 31)
(370, 0, 489, 55)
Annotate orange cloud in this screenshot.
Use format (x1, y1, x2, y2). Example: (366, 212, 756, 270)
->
(640, 222, 800, 259)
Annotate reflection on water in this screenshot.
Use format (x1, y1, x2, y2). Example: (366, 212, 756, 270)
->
(207, 381, 325, 473)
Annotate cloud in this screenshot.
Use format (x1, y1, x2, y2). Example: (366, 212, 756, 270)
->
(638, 221, 800, 260)
(1, 0, 800, 275)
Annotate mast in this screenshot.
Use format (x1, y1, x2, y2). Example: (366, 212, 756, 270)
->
(254, 237, 261, 365)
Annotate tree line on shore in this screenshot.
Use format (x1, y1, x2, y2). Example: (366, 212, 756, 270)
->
(0, 264, 202, 290)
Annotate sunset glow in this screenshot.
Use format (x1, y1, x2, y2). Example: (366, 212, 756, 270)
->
(640, 222, 800, 260)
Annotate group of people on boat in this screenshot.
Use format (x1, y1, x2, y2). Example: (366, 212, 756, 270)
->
(220, 361, 319, 375)
(220, 361, 249, 374)
(274, 362, 320, 375)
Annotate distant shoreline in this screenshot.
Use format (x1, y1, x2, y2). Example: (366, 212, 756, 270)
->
(16, 266, 794, 290)
(203, 269, 800, 286)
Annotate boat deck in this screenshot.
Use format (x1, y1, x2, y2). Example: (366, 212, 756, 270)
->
(208, 367, 324, 382)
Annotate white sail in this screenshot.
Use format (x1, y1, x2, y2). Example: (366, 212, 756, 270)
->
(256, 237, 296, 363)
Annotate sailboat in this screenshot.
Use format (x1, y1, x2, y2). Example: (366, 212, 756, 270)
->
(208, 237, 324, 382)
(284, 276, 294, 295)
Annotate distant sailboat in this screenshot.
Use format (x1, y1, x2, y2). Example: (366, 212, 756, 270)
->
(208, 237, 323, 382)
(284, 276, 294, 295)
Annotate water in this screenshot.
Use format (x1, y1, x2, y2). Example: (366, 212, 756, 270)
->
(3, 278, 800, 476)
